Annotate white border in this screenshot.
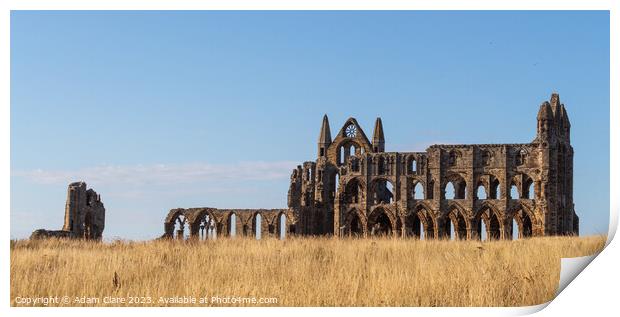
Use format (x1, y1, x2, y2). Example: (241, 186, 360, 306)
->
(2, 1, 617, 316)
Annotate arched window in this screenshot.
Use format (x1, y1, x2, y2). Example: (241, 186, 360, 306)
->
(408, 157, 417, 174)
(174, 214, 189, 240)
(413, 182, 424, 199)
(345, 179, 361, 204)
(372, 179, 394, 205)
(444, 175, 467, 199)
(490, 178, 500, 199)
(524, 178, 535, 199)
(476, 183, 487, 199)
(445, 182, 456, 199)
(368, 208, 392, 237)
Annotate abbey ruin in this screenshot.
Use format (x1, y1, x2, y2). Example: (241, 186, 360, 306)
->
(31, 181, 105, 240)
(164, 93, 578, 240)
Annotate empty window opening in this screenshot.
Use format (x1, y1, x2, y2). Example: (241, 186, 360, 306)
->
(490, 179, 500, 199)
(524, 179, 535, 199)
(174, 215, 189, 240)
(254, 214, 262, 240)
(279, 214, 286, 240)
(476, 184, 487, 199)
(510, 184, 519, 199)
(445, 182, 456, 199)
(413, 182, 425, 199)
(229, 213, 237, 237)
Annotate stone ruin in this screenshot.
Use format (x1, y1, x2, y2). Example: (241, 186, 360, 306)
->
(164, 93, 579, 240)
(31, 181, 105, 240)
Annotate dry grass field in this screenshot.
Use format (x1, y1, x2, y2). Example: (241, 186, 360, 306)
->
(10, 235, 605, 307)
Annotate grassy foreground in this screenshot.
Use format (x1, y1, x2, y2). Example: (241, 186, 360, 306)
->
(10, 235, 605, 307)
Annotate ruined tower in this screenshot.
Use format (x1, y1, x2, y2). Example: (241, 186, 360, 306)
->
(31, 181, 105, 240)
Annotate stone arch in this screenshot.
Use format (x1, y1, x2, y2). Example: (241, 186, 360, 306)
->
(343, 208, 366, 237)
(445, 203, 468, 240)
(473, 203, 502, 240)
(406, 203, 434, 239)
(510, 204, 536, 239)
(367, 206, 396, 237)
(509, 173, 537, 199)
(443, 172, 467, 199)
(343, 177, 365, 204)
(336, 139, 363, 166)
(166, 209, 189, 240)
(195, 209, 219, 240)
(410, 179, 425, 200)
(474, 174, 502, 200)
(276, 211, 288, 240)
(369, 177, 395, 205)
(407, 155, 418, 174)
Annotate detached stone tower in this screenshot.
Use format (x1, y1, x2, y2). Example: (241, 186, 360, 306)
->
(31, 181, 105, 240)
(287, 93, 579, 239)
(62, 181, 106, 239)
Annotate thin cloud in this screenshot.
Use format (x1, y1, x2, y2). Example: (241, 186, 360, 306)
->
(14, 161, 298, 186)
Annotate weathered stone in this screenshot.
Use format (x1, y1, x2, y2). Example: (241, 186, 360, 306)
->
(31, 181, 106, 240)
(29, 229, 74, 239)
(289, 92, 578, 239)
(162, 208, 295, 240)
(164, 93, 578, 240)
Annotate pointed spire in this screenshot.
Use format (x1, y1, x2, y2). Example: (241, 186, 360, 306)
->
(372, 117, 385, 152)
(318, 114, 332, 144)
(317, 114, 332, 157)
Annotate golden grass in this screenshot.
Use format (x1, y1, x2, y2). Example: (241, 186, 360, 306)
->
(10, 235, 605, 307)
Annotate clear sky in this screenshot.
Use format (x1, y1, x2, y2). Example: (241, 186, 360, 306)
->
(10, 11, 610, 240)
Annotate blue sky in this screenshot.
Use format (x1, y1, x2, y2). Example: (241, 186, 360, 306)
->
(10, 11, 609, 240)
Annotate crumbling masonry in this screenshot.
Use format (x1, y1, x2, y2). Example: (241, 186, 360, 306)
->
(164, 93, 578, 240)
(31, 181, 105, 240)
